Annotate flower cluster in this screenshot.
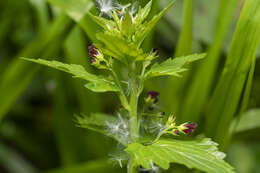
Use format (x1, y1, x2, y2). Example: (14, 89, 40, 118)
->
(165, 115, 197, 136)
(142, 90, 197, 143)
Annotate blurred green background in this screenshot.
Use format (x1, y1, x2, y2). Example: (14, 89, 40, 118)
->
(0, 0, 260, 172)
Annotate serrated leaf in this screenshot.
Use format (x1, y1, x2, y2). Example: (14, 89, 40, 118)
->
(135, 0, 176, 47)
(76, 113, 129, 145)
(21, 58, 119, 93)
(125, 138, 234, 173)
(145, 53, 206, 79)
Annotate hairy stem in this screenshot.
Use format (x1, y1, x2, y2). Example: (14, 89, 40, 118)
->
(128, 62, 139, 173)
(129, 63, 139, 142)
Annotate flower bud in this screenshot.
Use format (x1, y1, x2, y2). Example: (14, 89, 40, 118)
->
(180, 122, 197, 135)
(88, 44, 104, 64)
(145, 91, 160, 103)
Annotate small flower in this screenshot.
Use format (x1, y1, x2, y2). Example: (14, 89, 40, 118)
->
(88, 45, 98, 60)
(180, 122, 197, 135)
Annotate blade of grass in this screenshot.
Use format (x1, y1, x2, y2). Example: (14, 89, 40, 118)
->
(174, 0, 193, 57)
(225, 57, 256, 147)
(205, 0, 260, 149)
(0, 14, 73, 121)
(30, 0, 50, 32)
(162, 0, 193, 117)
(180, 0, 239, 122)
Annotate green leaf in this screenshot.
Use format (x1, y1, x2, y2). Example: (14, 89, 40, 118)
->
(21, 58, 119, 93)
(233, 109, 260, 133)
(125, 138, 234, 173)
(75, 113, 117, 133)
(122, 11, 134, 36)
(145, 53, 206, 79)
(87, 12, 116, 31)
(135, 0, 176, 47)
(96, 32, 144, 64)
(75, 113, 129, 145)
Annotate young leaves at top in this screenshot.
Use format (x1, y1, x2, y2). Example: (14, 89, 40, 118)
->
(126, 138, 235, 173)
(89, 0, 177, 64)
(21, 58, 119, 92)
(145, 53, 206, 79)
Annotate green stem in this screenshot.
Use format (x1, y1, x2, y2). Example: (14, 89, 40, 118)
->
(128, 63, 139, 173)
(129, 63, 139, 142)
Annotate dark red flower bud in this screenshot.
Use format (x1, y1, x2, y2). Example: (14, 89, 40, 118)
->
(88, 45, 98, 58)
(183, 122, 197, 135)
